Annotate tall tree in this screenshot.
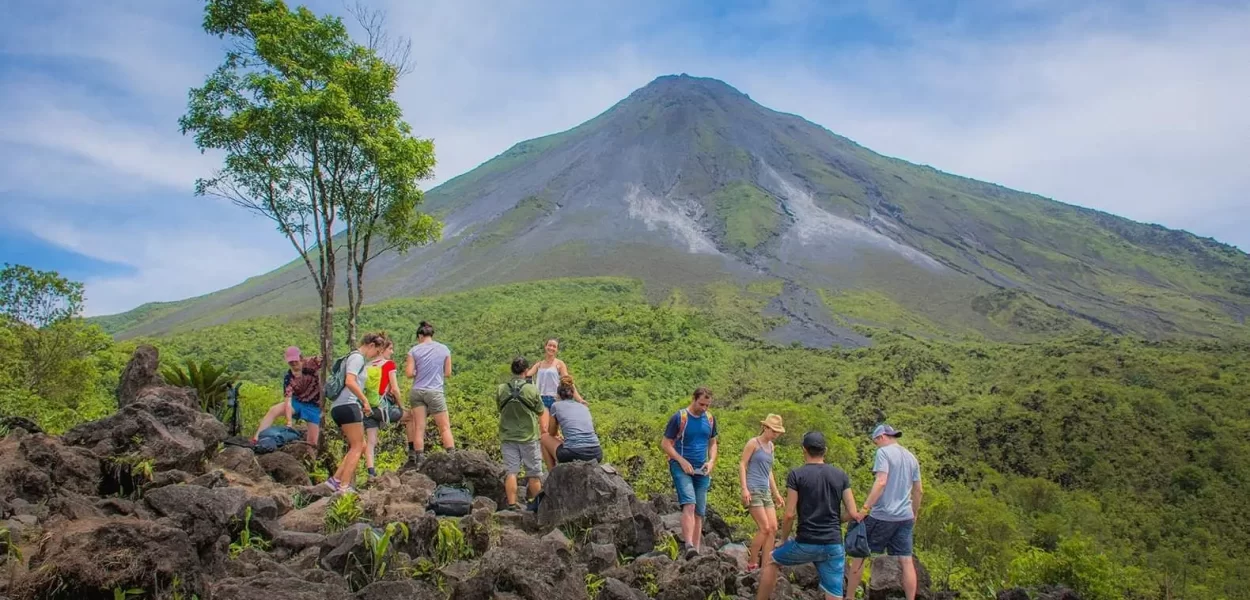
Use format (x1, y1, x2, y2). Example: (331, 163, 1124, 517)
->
(0, 263, 85, 327)
(180, 0, 439, 373)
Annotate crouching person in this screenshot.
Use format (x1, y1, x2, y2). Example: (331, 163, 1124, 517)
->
(757, 431, 862, 600)
(497, 356, 545, 511)
(541, 375, 603, 468)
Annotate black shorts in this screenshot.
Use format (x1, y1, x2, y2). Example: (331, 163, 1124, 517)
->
(330, 404, 363, 426)
(864, 515, 915, 557)
(556, 444, 602, 464)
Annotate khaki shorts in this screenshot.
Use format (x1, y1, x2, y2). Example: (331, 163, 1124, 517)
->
(748, 488, 774, 508)
(408, 388, 448, 415)
(502, 441, 543, 478)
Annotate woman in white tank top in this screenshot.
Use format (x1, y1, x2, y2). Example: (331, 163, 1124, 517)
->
(524, 338, 583, 430)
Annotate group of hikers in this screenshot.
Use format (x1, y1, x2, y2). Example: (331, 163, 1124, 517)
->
(252, 323, 923, 600)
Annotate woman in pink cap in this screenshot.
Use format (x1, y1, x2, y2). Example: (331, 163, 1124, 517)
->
(252, 346, 323, 445)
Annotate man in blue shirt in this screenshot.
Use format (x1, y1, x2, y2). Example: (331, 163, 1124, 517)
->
(661, 387, 719, 555)
(847, 424, 923, 600)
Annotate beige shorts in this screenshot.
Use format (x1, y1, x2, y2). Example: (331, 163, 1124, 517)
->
(407, 388, 448, 415)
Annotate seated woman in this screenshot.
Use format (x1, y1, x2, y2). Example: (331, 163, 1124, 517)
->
(253, 347, 322, 445)
(540, 376, 603, 468)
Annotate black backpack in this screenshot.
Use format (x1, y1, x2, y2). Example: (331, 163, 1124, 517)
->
(428, 484, 474, 517)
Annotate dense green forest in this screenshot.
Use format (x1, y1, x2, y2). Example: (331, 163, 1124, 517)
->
(4, 276, 1249, 599)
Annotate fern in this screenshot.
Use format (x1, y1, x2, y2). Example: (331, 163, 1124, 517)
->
(324, 492, 364, 534)
(161, 358, 239, 415)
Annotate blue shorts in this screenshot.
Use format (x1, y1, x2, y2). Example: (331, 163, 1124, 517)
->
(669, 461, 711, 516)
(541, 395, 556, 409)
(291, 401, 321, 425)
(772, 540, 845, 598)
(864, 516, 915, 556)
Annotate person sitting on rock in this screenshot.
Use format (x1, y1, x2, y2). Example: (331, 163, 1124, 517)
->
(326, 331, 389, 494)
(739, 413, 787, 572)
(660, 387, 719, 556)
(252, 346, 322, 446)
(497, 356, 545, 511)
(757, 431, 862, 600)
(540, 375, 602, 469)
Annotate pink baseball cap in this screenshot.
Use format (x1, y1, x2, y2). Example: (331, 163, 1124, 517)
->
(283, 346, 302, 362)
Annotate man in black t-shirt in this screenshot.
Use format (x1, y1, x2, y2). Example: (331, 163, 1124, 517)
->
(757, 431, 862, 600)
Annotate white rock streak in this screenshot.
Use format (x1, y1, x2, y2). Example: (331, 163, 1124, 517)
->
(624, 184, 719, 255)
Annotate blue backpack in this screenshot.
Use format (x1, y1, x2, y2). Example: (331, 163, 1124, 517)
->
(254, 426, 302, 454)
(845, 519, 871, 558)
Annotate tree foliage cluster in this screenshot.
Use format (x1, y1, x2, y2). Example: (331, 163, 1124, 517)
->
(7, 274, 1250, 598)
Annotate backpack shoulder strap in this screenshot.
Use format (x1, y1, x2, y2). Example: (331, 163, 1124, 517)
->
(677, 408, 689, 440)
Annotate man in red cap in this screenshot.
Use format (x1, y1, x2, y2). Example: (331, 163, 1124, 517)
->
(252, 346, 323, 445)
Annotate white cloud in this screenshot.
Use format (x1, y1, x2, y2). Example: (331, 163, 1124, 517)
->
(2, 0, 1248, 317)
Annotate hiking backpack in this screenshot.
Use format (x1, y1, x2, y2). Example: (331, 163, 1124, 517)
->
(675, 408, 715, 453)
(500, 380, 527, 408)
(428, 484, 474, 517)
(323, 351, 362, 403)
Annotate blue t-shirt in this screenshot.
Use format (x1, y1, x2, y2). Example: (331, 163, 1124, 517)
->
(870, 444, 922, 521)
(663, 410, 718, 469)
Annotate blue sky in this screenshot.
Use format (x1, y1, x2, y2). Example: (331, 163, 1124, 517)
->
(1, 0, 1247, 316)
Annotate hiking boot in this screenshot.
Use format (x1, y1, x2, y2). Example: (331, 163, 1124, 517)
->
(401, 452, 424, 471)
(683, 544, 700, 561)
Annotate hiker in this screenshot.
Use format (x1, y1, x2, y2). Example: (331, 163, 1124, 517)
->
(739, 414, 787, 572)
(524, 338, 583, 431)
(757, 431, 862, 600)
(540, 375, 602, 469)
(845, 424, 923, 600)
(362, 339, 402, 479)
(404, 321, 455, 468)
(661, 387, 719, 555)
(497, 356, 545, 511)
(253, 347, 322, 445)
(326, 332, 389, 493)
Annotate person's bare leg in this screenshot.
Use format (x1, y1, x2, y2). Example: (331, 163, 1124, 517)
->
(433, 411, 455, 450)
(692, 515, 704, 550)
(540, 434, 561, 470)
(900, 556, 917, 600)
(411, 406, 428, 452)
(505, 473, 518, 506)
(846, 558, 867, 600)
(680, 504, 697, 547)
(762, 509, 778, 566)
(747, 506, 770, 567)
(253, 403, 285, 439)
(755, 561, 781, 599)
(334, 423, 365, 487)
(539, 408, 550, 434)
(306, 423, 320, 446)
(527, 475, 542, 501)
(364, 427, 378, 472)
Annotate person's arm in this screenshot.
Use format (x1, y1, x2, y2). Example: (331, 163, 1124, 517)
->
(770, 470, 785, 507)
(843, 487, 862, 522)
(524, 387, 544, 416)
(443, 355, 452, 379)
(557, 360, 569, 377)
(524, 362, 539, 377)
(345, 373, 371, 414)
(861, 471, 889, 516)
(405, 353, 416, 379)
(705, 435, 719, 474)
(387, 367, 402, 399)
(546, 409, 562, 437)
(738, 438, 757, 505)
(778, 488, 799, 541)
(911, 480, 923, 521)
(661, 415, 694, 474)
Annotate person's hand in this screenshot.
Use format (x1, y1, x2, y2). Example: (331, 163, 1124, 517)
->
(704, 460, 715, 474)
(678, 458, 695, 475)
(774, 494, 785, 509)
(912, 511, 919, 524)
(742, 490, 752, 506)
(363, 403, 373, 416)
(861, 506, 871, 518)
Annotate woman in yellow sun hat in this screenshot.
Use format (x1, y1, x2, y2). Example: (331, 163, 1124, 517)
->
(739, 413, 786, 572)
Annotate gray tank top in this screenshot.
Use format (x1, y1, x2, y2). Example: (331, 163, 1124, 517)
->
(745, 438, 774, 490)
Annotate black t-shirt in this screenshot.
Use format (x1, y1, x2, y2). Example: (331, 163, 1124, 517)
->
(786, 463, 851, 545)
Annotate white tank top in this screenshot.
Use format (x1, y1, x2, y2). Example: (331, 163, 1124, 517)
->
(536, 364, 560, 397)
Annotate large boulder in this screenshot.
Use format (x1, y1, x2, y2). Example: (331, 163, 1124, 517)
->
(359, 471, 437, 525)
(211, 574, 353, 600)
(144, 484, 250, 563)
(0, 429, 100, 503)
(419, 450, 507, 506)
(450, 529, 587, 600)
(655, 553, 741, 600)
(13, 517, 202, 599)
(116, 345, 198, 410)
(258, 450, 312, 486)
(538, 461, 635, 529)
(868, 556, 932, 600)
(281, 497, 333, 534)
(319, 523, 371, 574)
(614, 497, 662, 558)
(213, 446, 268, 481)
(64, 392, 227, 475)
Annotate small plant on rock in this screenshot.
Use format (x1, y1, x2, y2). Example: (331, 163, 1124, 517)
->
(1, 527, 20, 562)
(585, 573, 606, 599)
(291, 490, 311, 510)
(324, 492, 364, 534)
(363, 521, 409, 582)
(228, 506, 271, 559)
(406, 558, 448, 592)
(654, 532, 679, 561)
(433, 518, 472, 566)
(111, 588, 144, 600)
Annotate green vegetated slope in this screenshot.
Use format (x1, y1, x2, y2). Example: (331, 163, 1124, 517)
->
(112, 277, 1250, 600)
(93, 76, 1250, 345)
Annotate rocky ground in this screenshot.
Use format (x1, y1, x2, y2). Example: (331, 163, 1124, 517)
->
(0, 349, 1079, 600)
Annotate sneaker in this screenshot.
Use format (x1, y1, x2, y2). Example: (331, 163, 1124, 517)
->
(683, 545, 700, 561)
(325, 477, 341, 492)
(341, 485, 359, 495)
